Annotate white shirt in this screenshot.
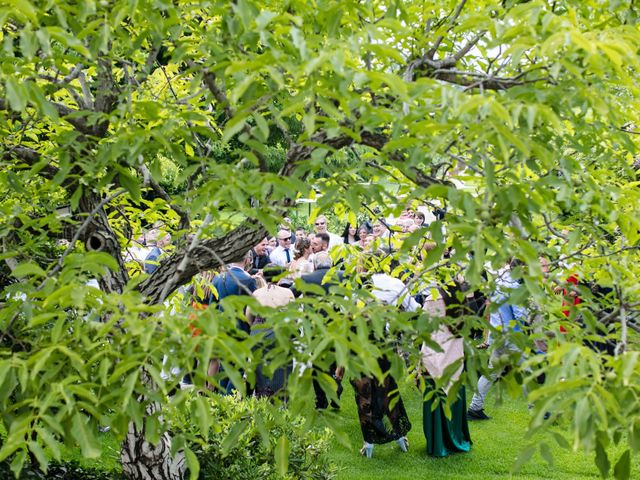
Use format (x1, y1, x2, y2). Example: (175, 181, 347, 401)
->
(371, 273, 420, 312)
(327, 232, 344, 250)
(269, 245, 293, 267)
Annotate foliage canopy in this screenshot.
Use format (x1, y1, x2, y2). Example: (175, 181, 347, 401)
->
(1, 1, 640, 479)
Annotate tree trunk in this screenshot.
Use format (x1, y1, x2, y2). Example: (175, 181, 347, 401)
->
(121, 420, 186, 480)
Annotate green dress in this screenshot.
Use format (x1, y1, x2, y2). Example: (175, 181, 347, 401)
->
(423, 379, 472, 457)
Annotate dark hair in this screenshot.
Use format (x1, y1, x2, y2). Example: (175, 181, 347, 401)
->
(416, 212, 426, 223)
(341, 223, 360, 243)
(294, 238, 310, 260)
(316, 232, 330, 245)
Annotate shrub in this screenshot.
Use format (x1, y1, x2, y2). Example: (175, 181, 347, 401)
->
(0, 459, 124, 480)
(175, 394, 337, 480)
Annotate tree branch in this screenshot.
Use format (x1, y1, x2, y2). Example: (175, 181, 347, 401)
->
(138, 220, 267, 304)
(199, 66, 233, 120)
(3, 145, 59, 179)
(447, 31, 486, 65)
(158, 213, 212, 302)
(138, 164, 190, 231)
(427, 0, 468, 60)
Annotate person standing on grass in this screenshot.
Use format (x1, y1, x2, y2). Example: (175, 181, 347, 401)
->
(420, 285, 472, 457)
(246, 265, 295, 399)
(467, 260, 529, 420)
(351, 254, 416, 459)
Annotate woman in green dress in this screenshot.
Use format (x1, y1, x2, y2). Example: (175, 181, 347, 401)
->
(420, 294, 472, 457)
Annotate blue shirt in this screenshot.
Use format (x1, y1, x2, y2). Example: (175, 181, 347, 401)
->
(144, 246, 162, 274)
(488, 272, 528, 344)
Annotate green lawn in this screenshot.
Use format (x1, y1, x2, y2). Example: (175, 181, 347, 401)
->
(57, 382, 633, 480)
(325, 382, 631, 480)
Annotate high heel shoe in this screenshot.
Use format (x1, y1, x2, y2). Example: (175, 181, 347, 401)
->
(359, 442, 373, 458)
(396, 436, 409, 452)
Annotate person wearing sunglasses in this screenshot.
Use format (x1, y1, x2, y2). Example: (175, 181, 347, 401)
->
(313, 215, 343, 250)
(269, 229, 295, 267)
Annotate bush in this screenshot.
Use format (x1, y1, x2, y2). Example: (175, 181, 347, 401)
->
(0, 459, 124, 480)
(176, 395, 337, 480)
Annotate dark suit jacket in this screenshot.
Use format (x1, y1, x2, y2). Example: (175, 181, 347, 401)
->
(213, 267, 256, 299)
(297, 268, 345, 295)
(249, 249, 270, 275)
(212, 267, 257, 333)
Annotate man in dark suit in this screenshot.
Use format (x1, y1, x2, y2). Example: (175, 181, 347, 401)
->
(212, 252, 257, 332)
(210, 252, 257, 394)
(296, 252, 345, 409)
(299, 252, 344, 293)
(249, 237, 270, 275)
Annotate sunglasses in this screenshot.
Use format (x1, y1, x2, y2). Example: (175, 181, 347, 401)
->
(315, 222, 325, 226)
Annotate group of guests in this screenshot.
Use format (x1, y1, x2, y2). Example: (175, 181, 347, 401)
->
(132, 211, 600, 461)
(176, 211, 478, 460)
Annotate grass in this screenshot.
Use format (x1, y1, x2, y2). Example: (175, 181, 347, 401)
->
(57, 382, 633, 480)
(325, 382, 633, 480)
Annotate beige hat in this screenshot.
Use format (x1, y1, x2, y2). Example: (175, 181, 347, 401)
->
(276, 229, 292, 240)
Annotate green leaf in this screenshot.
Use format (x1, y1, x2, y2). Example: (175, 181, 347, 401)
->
(0, 434, 22, 462)
(552, 431, 570, 450)
(5, 77, 27, 111)
(630, 421, 640, 454)
(222, 114, 248, 144)
(12, 261, 45, 278)
(19, 25, 37, 58)
(27, 441, 48, 471)
(255, 414, 270, 448)
(69, 184, 83, 211)
(275, 434, 289, 476)
(10, 449, 26, 478)
(253, 113, 270, 142)
(511, 444, 535, 473)
(184, 446, 200, 480)
(36, 426, 61, 461)
(12, 0, 39, 24)
(595, 438, 610, 478)
(539, 442, 554, 467)
(120, 370, 139, 410)
(221, 419, 248, 456)
(193, 396, 211, 441)
(185, 142, 195, 157)
(70, 413, 101, 458)
(613, 450, 630, 480)
(118, 168, 141, 202)
(0, 361, 11, 390)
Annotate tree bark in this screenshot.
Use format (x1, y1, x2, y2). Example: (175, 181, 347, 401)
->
(121, 401, 186, 480)
(78, 192, 129, 294)
(138, 221, 267, 304)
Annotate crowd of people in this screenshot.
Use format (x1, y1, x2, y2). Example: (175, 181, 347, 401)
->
(122, 207, 611, 460)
